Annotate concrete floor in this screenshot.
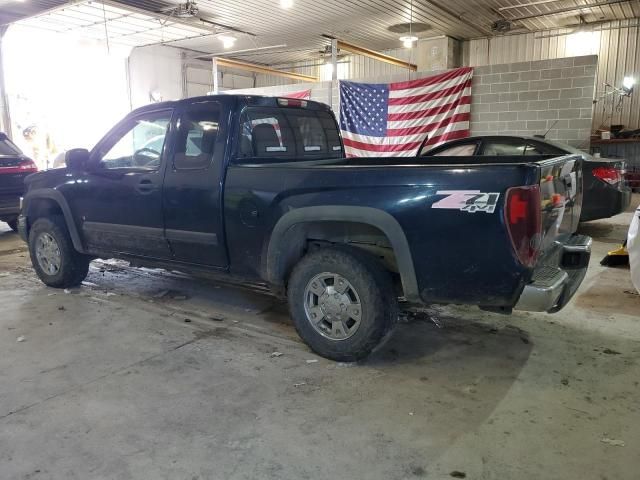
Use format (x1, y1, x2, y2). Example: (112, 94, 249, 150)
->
(0, 198, 638, 480)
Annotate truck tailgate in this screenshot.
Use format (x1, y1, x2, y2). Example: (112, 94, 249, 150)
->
(537, 155, 582, 253)
(513, 155, 591, 312)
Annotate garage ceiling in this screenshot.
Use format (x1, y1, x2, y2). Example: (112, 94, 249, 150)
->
(2, 0, 639, 63)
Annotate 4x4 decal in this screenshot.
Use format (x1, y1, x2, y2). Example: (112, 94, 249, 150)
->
(432, 190, 500, 214)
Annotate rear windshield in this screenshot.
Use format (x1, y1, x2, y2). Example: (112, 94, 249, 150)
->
(0, 137, 22, 156)
(237, 107, 343, 161)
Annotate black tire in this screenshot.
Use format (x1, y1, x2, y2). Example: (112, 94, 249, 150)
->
(288, 246, 398, 362)
(6, 218, 18, 232)
(28, 215, 90, 288)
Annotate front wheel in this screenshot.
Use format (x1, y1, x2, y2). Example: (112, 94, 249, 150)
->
(28, 216, 90, 288)
(288, 247, 398, 362)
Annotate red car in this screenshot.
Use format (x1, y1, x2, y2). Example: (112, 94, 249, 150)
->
(0, 133, 38, 231)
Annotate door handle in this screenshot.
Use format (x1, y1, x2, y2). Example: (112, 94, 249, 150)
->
(136, 178, 157, 194)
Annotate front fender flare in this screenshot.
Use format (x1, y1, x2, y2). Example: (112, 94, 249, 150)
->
(23, 189, 84, 253)
(266, 206, 420, 302)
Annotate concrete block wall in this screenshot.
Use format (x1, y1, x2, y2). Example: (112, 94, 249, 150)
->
(470, 56, 597, 147)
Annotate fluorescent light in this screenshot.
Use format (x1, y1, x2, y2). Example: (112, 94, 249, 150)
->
(280, 0, 293, 8)
(399, 35, 418, 48)
(623, 76, 636, 90)
(219, 35, 236, 49)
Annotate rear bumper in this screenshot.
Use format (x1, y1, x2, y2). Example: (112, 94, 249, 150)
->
(580, 184, 632, 222)
(515, 235, 591, 312)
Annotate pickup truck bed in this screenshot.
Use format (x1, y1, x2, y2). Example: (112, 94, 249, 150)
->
(226, 153, 588, 312)
(18, 95, 591, 361)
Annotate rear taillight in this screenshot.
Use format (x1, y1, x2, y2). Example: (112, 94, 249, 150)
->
(277, 98, 307, 108)
(0, 158, 38, 174)
(19, 159, 38, 172)
(592, 166, 622, 185)
(505, 185, 542, 268)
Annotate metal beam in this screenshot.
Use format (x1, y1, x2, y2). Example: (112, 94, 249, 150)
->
(212, 58, 219, 94)
(324, 36, 417, 71)
(498, 0, 562, 11)
(192, 44, 288, 60)
(214, 57, 318, 82)
(506, 0, 637, 21)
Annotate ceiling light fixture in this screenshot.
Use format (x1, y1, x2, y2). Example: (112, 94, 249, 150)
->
(280, 0, 294, 8)
(219, 35, 237, 49)
(400, 35, 418, 48)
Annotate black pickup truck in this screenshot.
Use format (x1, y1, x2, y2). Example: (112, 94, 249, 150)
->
(18, 95, 591, 361)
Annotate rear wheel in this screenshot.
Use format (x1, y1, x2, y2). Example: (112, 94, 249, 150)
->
(288, 247, 398, 362)
(28, 216, 90, 288)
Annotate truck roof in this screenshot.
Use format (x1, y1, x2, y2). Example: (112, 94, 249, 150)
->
(130, 94, 331, 116)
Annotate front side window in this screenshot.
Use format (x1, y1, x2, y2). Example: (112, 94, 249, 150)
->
(98, 110, 172, 170)
(174, 102, 221, 170)
(238, 107, 342, 160)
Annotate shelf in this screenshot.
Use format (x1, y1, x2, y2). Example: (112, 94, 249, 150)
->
(591, 138, 640, 145)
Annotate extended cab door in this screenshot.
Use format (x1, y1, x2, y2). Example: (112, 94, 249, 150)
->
(162, 98, 229, 267)
(73, 108, 174, 259)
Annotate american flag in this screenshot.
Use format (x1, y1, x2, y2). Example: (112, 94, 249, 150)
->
(339, 67, 473, 157)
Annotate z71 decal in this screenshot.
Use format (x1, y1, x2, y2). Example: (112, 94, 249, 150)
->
(432, 190, 500, 214)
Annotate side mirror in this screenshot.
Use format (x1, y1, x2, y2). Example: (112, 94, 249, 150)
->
(65, 148, 90, 171)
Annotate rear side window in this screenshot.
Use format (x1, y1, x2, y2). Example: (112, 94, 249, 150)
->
(238, 107, 342, 160)
(0, 137, 21, 156)
(524, 143, 545, 156)
(429, 143, 477, 156)
(174, 102, 221, 170)
(483, 140, 527, 156)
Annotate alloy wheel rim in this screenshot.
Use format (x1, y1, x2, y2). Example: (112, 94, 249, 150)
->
(303, 272, 362, 340)
(35, 232, 61, 276)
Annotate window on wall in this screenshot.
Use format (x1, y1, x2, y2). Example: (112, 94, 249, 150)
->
(173, 102, 221, 170)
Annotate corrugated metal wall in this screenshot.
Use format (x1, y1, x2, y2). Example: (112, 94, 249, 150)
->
(463, 19, 640, 130)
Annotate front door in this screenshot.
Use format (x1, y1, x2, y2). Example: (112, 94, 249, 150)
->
(162, 99, 229, 267)
(74, 108, 174, 259)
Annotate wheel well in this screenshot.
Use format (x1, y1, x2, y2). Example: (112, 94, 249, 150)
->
(272, 221, 402, 295)
(25, 198, 63, 233)
(27, 198, 63, 220)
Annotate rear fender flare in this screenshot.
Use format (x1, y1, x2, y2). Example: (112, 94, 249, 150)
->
(266, 206, 420, 302)
(23, 189, 84, 252)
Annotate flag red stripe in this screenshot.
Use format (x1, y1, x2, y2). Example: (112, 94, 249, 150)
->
(388, 80, 472, 106)
(388, 96, 471, 121)
(342, 138, 422, 153)
(423, 129, 471, 147)
(389, 67, 473, 91)
(283, 89, 311, 99)
(387, 112, 470, 137)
